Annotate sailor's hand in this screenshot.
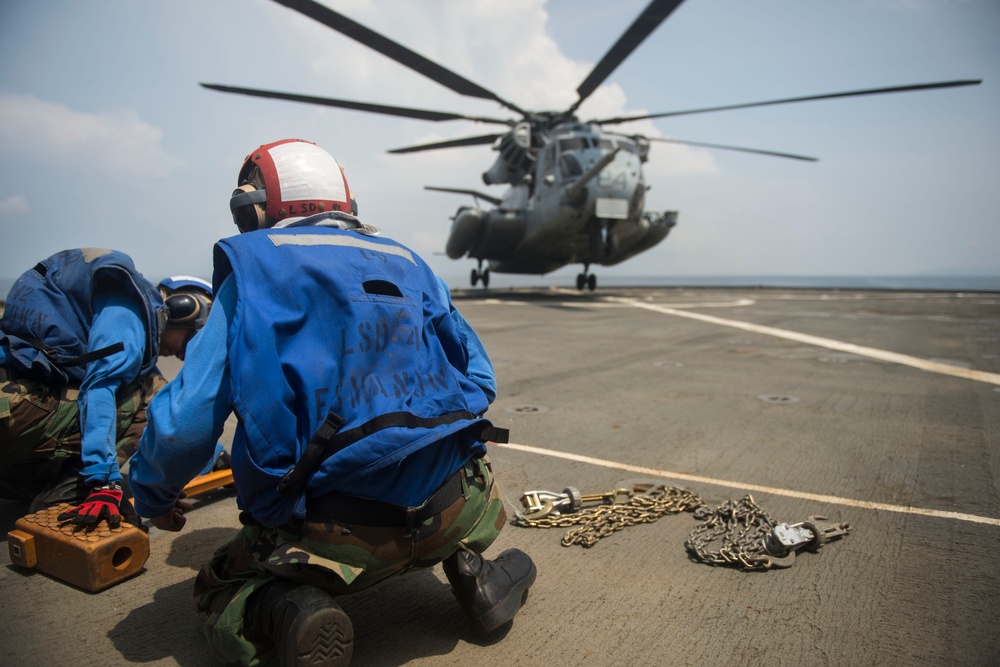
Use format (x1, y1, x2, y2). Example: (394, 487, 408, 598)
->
(150, 493, 194, 532)
(59, 483, 124, 529)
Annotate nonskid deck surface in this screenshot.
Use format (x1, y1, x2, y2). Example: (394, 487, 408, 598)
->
(3, 286, 998, 667)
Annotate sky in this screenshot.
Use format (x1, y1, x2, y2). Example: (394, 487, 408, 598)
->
(1, 0, 998, 291)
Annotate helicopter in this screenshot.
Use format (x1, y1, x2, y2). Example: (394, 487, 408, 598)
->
(202, 0, 981, 290)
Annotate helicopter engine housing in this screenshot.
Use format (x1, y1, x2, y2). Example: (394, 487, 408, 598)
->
(482, 122, 536, 185)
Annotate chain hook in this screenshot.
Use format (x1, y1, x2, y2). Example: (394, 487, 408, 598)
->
(517, 490, 566, 520)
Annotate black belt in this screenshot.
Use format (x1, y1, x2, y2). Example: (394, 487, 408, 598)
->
(277, 408, 508, 499)
(307, 466, 468, 530)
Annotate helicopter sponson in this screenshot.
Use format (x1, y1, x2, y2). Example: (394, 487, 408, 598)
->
(447, 206, 526, 264)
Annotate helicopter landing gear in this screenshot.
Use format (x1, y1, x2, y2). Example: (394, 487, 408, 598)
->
(576, 267, 597, 291)
(470, 264, 490, 288)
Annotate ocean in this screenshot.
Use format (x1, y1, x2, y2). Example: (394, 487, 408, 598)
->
(3, 274, 1000, 304)
(441, 274, 1000, 293)
(444, 272, 1000, 292)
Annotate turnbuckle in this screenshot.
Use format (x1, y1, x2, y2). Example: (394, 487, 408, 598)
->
(762, 515, 851, 568)
(517, 486, 628, 521)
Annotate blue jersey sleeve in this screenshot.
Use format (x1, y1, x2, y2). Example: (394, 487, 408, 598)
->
(128, 276, 235, 518)
(78, 291, 147, 485)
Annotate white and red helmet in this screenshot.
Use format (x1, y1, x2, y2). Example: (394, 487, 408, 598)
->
(229, 139, 353, 232)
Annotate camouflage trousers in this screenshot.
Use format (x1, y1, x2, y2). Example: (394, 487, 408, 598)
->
(193, 455, 507, 666)
(0, 369, 166, 509)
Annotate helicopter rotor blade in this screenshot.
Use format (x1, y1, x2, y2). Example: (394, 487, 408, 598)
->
(425, 186, 503, 206)
(387, 134, 503, 154)
(199, 83, 513, 125)
(270, 0, 528, 117)
(605, 129, 818, 161)
(570, 0, 686, 114)
(645, 136, 818, 162)
(592, 79, 983, 125)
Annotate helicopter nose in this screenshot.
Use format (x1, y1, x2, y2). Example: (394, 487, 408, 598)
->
(595, 162, 637, 196)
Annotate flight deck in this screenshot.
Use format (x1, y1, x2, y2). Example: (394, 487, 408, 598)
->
(2, 285, 998, 667)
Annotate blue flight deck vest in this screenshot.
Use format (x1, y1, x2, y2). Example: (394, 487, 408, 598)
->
(1, 248, 166, 385)
(214, 225, 493, 526)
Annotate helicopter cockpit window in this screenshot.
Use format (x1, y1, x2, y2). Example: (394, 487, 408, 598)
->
(593, 138, 614, 151)
(558, 137, 589, 152)
(559, 153, 583, 178)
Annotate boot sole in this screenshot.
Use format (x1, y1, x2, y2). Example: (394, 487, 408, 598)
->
(283, 605, 354, 667)
(471, 561, 538, 637)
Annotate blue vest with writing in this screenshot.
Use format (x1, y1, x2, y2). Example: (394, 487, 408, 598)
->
(1, 248, 166, 384)
(214, 226, 491, 525)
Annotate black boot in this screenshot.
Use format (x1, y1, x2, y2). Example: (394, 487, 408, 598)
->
(442, 548, 537, 637)
(245, 580, 354, 667)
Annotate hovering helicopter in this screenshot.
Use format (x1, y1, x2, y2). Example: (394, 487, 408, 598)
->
(202, 0, 981, 290)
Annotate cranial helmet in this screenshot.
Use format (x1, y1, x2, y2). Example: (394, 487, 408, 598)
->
(229, 138, 353, 232)
(158, 275, 213, 331)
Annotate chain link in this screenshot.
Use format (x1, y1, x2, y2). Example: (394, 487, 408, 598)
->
(515, 484, 703, 548)
(684, 494, 778, 571)
(516, 484, 836, 571)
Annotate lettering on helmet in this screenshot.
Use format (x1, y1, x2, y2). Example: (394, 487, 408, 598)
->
(287, 202, 343, 217)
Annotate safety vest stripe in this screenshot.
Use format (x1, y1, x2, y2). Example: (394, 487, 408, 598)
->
(268, 233, 416, 264)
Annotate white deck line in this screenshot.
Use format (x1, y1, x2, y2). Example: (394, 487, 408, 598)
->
(605, 296, 1000, 385)
(497, 442, 1000, 527)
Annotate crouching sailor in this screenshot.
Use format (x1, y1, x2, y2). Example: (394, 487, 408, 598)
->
(0, 249, 210, 528)
(128, 139, 536, 666)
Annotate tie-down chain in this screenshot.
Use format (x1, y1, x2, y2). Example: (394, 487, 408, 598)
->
(515, 484, 850, 570)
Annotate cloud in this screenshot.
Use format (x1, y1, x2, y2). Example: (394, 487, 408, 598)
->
(0, 92, 186, 180)
(0, 194, 29, 216)
(262, 0, 719, 185)
(296, 0, 567, 108)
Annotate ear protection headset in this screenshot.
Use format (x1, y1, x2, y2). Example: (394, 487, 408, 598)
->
(162, 292, 213, 331)
(230, 183, 268, 233)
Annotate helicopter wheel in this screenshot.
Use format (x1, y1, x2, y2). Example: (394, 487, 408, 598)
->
(587, 274, 597, 291)
(576, 273, 586, 290)
(481, 269, 490, 288)
(470, 268, 479, 287)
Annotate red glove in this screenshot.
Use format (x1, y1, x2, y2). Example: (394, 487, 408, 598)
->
(58, 483, 124, 529)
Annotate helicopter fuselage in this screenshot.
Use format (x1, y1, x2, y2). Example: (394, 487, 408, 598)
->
(448, 122, 677, 276)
